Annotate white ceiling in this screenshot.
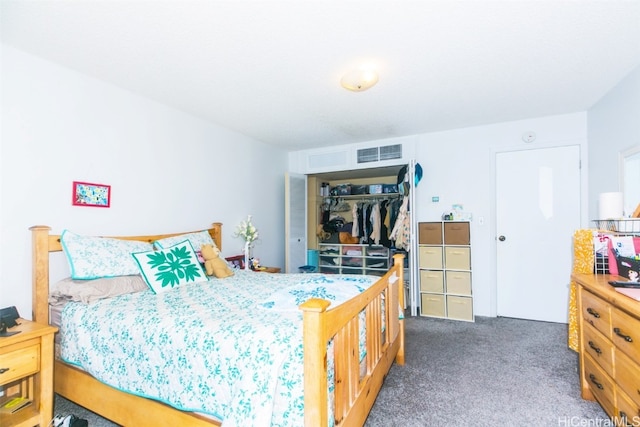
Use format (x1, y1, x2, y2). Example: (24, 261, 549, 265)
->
(2, 1, 640, 151)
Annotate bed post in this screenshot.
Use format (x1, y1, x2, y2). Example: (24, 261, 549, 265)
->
(30, 225, 51, 324)
(393, 253, 406, 365)
(209, 222, 223, 251)
(299, 298, 332, 427)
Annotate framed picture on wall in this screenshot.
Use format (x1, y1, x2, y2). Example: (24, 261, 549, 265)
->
(225, 255, 245, 270)
(72, 181, 111, 207)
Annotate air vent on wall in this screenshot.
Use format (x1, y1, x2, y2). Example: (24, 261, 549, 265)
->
(357, 147, 379, 163)
(357, 144, 402, 164)
(380, 144, 402, 160)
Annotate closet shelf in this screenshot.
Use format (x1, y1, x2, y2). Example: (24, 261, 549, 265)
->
(322, 193, 400, 200)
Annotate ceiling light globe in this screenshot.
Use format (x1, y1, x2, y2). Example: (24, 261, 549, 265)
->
(341, 69, 379, 92)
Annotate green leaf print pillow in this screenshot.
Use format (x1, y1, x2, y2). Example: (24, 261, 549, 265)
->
(132, 240, 206, 294)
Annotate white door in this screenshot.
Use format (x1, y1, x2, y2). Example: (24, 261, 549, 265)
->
(285, 173, 307, 273)
(496, 145, 581, 323)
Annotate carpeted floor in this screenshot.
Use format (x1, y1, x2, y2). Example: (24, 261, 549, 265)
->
(54, 316, 607, 426)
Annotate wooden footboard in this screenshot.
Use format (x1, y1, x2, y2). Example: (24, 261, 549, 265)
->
(55, 361, 218, 426)
(300, 253, 405, 427)
(31, 224, 404, 427)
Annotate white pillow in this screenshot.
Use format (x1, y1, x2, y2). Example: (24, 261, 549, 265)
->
(61, 230, 154, 279)
(153, 230, 216, 251)
(49, 275, 148, 305)
(132, 240, 207, 294)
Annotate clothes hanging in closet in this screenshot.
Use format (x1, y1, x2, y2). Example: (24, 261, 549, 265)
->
(351, 202, 360, 238)
(369, 202, 381, 245)
(390, 196, 410, 250)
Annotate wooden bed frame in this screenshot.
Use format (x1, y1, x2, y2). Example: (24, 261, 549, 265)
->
(30, 222, 405, 427)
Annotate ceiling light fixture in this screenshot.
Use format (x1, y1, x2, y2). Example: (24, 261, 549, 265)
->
(340, 68, 379, 92)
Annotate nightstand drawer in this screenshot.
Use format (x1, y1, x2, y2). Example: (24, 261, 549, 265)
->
(0, 343, 40, 386)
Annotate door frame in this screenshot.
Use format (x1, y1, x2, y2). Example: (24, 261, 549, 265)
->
(489, 141, 589, 317)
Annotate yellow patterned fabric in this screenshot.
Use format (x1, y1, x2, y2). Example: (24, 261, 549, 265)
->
(568, 229, 595, 352)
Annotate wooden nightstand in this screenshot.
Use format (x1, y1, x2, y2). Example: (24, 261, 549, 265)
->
(0, 319, 57, 427)
(255, 267, 281, 273)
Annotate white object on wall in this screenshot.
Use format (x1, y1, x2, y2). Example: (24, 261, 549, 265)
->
(598, 191, 624, 219)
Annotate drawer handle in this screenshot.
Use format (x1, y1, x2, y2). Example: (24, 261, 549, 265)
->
(588, 341, 602, 355)
(0, 368, 8, 374)
(614, 327, 633, 343)
(589, 373, 604, 390)
(586, 308, 600, 318)
(619, 411, 628, 424)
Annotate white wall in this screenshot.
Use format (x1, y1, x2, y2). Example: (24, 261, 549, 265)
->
(588, 65, 640, 219)
(414, 113, 588, 317)
(0, 45, 288, 319)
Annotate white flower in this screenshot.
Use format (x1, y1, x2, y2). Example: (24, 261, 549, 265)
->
(234, 215, 259, 243)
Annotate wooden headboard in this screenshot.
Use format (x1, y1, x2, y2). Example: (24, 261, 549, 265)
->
(29, 222, 223, 324)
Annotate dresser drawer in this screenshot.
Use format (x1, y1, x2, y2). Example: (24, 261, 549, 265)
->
(582, 322, 614, 377)
(444, 247, 470, 270)
(581, 290, 611, 338)
(616, 348, 640, 407)
(419, 246, 443, 269)
(615, 387, 640, 426)
(0, 343, 40, 386)
(446, 271, 471, 295)
(583, 353, 615, 416)
(611, 308, 640, 362)
(420, 270, 444, 293)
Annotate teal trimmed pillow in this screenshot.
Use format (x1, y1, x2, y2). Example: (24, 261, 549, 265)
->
(154, 230, 216, 251)
(61, 230, 154, 279)
(132, 240, 206, 294)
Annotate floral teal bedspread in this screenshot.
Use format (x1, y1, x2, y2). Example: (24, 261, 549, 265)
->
(60, 271, 378, 427)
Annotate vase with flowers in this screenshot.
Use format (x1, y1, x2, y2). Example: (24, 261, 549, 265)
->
(234, 215, 259, 270)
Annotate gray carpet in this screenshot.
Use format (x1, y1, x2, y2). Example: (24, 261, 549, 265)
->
(54, 316, 607, 426)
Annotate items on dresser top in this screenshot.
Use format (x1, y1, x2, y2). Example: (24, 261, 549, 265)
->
(608, 280, 640, 288)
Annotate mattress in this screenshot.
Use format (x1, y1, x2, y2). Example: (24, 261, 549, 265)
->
(54, 271, 378, 427)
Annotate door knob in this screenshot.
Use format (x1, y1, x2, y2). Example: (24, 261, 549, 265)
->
(498, 235, 506, 241)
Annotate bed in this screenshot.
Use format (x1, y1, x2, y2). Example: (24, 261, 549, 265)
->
(30, 222, 405, 426)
